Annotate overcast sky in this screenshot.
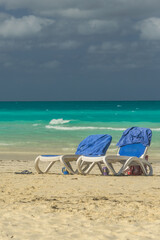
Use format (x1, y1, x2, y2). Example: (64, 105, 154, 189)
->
(0, 0, 160, 101)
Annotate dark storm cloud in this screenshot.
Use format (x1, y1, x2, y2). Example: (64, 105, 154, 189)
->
(0, 0, 160, 100)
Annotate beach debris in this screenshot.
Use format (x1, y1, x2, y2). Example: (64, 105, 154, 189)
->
(14, 170, 33, 174)
(62, 167, 69, 175)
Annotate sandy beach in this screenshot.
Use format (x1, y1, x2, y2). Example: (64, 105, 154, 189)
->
(1, 0, 160, 237)
(0, 157, 160, 240)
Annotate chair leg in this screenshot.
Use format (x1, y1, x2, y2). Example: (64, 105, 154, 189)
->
(84, 162, 96, 174)
(77, 156, 85, 174)
(142, 161, 153, 176)
(80, 162, 91, 172)
(97, 162, 104, 174)
(77, 156, 103, 175)
(35, 156, 43, 174)
(118, 157, 152, 176)
(103, 157, 117, 175)
(60, 156, 76, 174)
(34, 156, 59, 174)
(44, 161, 56, 173)
(117, 157, 133, 175)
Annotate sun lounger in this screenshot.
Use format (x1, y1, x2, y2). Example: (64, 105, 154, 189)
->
(76, 134, 113, 175)
(60, 134, 112, 174)
(35, 134, 112, 174)
(103, 127, 153, 176)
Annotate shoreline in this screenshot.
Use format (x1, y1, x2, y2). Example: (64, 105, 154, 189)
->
(0, 151, 159, 162)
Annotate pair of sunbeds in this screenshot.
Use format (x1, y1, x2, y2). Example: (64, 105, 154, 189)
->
(34, 127, 153, 176)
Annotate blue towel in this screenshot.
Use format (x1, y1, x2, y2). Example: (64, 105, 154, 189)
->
(76, 134, 112, 157)
(117, 127, 152, 147)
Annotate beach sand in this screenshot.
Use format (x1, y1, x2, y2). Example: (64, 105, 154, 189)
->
(0, 157, 160, 240)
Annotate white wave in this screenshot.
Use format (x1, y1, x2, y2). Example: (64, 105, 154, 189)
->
(45, 125, 126, 131)
(49, 118, 70, 125)
(0, 142, 14, 146)
(151, 128, 160, 131)
(33, 124, 40, 126)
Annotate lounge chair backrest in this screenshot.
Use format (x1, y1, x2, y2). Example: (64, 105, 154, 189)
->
(119, 143, 146, 158)
(117, 127, 152, 158)
(75, 134, 112, 157)
(117, 127, 152, 148)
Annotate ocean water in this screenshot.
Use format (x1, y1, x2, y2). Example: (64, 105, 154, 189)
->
(0, 101, 159, 159)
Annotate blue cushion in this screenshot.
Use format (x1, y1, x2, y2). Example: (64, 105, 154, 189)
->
(117, 127, 152, 147)
(41, 134, 112, 158)
(75, 134, 112, 157)
(41, 155, 60, 157)
(119, 143, 146, 158)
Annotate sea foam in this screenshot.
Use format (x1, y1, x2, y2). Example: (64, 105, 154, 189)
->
(151, 128, 160, 131)
(45, 126, 126, 131)
(49, 118, 70, 125)
(0, 142, 14, 146)
(45, 125, 160, 132)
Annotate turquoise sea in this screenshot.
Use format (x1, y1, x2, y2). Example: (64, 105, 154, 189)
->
(0, 101, 159, 160)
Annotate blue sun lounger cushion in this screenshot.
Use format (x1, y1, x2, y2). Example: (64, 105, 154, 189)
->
(119, 143, 146, 158)
(75, 134, 112, 157)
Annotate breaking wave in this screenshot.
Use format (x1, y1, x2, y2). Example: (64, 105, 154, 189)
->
(45, 123, 160, 132)
(45, 126, 126, 131)
(49, 118, 70, 125)
(151, 128, 160, 131)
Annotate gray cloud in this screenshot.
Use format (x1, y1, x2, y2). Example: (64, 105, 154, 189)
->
(39, 40, 80, 50)
(87, 40, 160, 71)
(0, 0, 160, 100)
(59, 40, 81, 49)
(135, 17, 160, 40)
(0, 15, 54, 38)
(78, 20, 118, 35)
(58, 8, 95, 19)
(1, 0, 160, 18)
(88, 42, 124, 54)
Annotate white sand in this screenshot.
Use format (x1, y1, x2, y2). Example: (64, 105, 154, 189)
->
(0, 158, 160, 240)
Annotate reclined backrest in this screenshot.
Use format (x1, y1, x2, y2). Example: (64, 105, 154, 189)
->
(119, 143, 146, 157)
(75, 134, 112, 157)
(117, 127, 152, 157)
